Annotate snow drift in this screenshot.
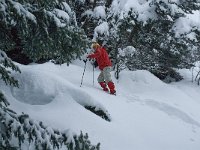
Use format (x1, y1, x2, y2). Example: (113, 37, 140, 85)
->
(1, 61, 200, 150)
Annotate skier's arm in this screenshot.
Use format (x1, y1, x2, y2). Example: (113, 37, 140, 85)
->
(87, 48, 101, 59)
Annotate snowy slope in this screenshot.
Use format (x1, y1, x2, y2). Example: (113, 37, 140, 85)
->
(1, 61, 200, 150)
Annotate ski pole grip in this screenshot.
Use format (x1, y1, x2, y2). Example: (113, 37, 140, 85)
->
(83, 59, 87, 63)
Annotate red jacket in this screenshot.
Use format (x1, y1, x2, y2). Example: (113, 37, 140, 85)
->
(88, 47, 112, 70)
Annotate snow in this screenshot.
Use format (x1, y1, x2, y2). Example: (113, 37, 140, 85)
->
(110, 0, 157, 21)
(93, 22, 109, 41)
(1, 61, 200, 150)
(46, 10, 66, 28)
(173, 10, 200, 39)
(62, 2, 72, 14)
(93, 6, 106, 19)
(110, 0, 200, 39)
(0, 1, 6, 12)
(82, 6, 106, 19)
(121, 46, 136, 56)
(9, 0, 37, 24)
(53, 9, 70, 23)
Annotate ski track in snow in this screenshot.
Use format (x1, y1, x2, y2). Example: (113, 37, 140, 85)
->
(122, 94, 200, 128)
(144, 99, 200, 128)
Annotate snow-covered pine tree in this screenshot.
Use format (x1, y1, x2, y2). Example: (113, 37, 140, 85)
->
(146, 0, 199, 81)
(177, 0, 200, 13)
(107, 0, 200, 82)
(194, 29, 200, 62)
(192, 29, 200, 85)
(107, 8, 157, 78)
(73, 0, 107, 41)
(0, 50, 20, 87)
(0, 0, 88, 64)
(0, 1, 100, 148)
(106, 10, 139, 79)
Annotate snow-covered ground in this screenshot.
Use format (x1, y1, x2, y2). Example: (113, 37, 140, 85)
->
(1, 61, 200, 150)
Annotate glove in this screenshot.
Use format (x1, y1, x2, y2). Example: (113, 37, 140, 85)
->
(92, 60, 98, 68)
(87, 55, 93, 59)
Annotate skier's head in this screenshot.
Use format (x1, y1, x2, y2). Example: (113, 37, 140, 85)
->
(91, 42, 100, 49)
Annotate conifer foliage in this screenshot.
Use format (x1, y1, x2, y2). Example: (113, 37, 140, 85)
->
(0, 51, 100, 150)
(0, 50, 20, 87)
(106, 0, 200, 81)
(0, 1, 99, 149)
(0, 0, 88, 64)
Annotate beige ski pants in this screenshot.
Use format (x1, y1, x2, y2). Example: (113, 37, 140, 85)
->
(97, 66, 112, 83)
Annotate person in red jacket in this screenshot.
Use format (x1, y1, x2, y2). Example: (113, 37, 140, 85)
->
(87, 42, 116, 95)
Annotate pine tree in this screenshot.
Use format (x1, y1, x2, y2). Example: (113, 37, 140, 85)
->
(107, 0, 200, 81)
(0, 1, 100, 148)
(73, 0, 107, 41)
(192, 29, 200, 85)
(0, 0, 88, 64)
(145, 0, 199, 81)
(0, 50, 20, 87)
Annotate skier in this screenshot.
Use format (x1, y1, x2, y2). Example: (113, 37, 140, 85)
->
(87, 42, 116, 95)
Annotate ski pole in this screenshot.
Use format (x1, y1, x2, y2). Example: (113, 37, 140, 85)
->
(80, 59, 87, 87)
(93, 63, 94, 86)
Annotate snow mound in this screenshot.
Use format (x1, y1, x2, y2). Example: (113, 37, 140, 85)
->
(9, 63, 111, 121)
(119, 70, 164, 87)
(11, 69, 56, 105)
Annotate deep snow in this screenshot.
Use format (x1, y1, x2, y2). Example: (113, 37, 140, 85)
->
(1, 61, 200, 150)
